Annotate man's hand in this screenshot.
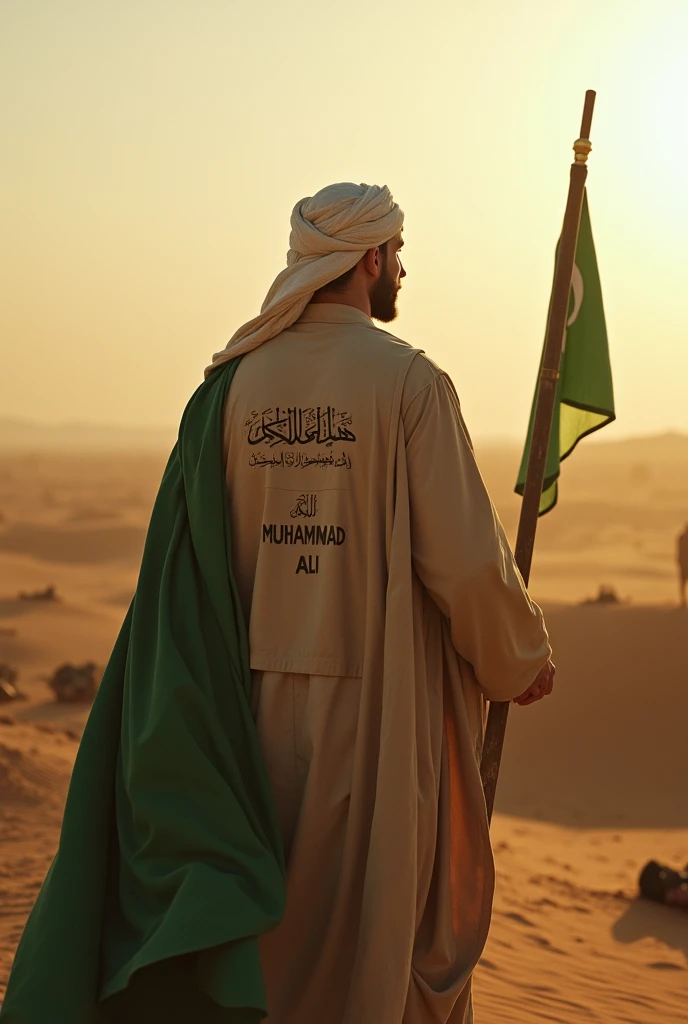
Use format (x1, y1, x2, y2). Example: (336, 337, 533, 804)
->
(513, 659, 555, 706)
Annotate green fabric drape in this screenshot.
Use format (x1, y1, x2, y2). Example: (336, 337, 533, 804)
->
(0, 359, 286, 1023)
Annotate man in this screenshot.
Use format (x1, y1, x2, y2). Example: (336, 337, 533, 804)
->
(215, 182, 554, 1022)
(678, 523, 688, 607)
(1, 183, 552, 1024)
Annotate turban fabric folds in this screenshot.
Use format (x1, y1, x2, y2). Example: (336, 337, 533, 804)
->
(206, 182, 403, 375)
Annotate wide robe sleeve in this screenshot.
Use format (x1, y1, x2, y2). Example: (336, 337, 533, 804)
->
(403, 363, 551, 702)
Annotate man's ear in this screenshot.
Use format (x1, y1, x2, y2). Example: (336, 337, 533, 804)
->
(361, 246, 382, 278)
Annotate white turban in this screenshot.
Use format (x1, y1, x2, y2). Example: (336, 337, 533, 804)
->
(205, 182, 403, 376)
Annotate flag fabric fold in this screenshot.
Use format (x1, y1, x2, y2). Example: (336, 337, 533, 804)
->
(516, 190, 615, 514)
(0, 359, 286, 1024)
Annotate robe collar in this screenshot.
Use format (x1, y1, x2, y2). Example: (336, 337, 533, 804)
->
(296, 303, 374, 328)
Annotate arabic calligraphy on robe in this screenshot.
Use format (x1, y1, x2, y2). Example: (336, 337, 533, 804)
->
(246, 406, 356, 447)
(248, 450, 352, 470)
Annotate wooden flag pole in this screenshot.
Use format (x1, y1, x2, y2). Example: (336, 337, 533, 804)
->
(480, 90, 597, 823)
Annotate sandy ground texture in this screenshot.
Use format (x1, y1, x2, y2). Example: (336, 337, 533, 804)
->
(0, 438, 687, 1020)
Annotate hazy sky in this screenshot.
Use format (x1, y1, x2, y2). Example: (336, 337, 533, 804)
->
(2, 0, 687, 441)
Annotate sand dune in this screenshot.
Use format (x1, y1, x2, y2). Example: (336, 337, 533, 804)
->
(475, 817, 688, 1022)
(476, 432, 688, 605)
(0, 723, 74, 808)
(0, 720, 78, 1002)
(0, 440, 687, 1019)
(0, 597, 124, 686)
(0, 520, 147, 565)
(497, 604, 688, 828)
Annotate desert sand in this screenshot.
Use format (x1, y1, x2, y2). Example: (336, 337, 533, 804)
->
(1, 434, 687, 1020)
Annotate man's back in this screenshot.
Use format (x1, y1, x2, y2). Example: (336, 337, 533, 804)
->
(224, 301, 549, 703)
(224, 302, 423, 676)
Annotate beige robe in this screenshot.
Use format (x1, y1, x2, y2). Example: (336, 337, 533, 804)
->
(222, 303, 551, 1023)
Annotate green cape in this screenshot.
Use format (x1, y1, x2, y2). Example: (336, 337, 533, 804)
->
(0, 359, 286, 1023)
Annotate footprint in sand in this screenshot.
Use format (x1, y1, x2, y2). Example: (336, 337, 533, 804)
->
(543, 857, 577, 873)
(646, 962, 685, 971)
(501, 911, 535, 928)
(478, 958, 498, 971)
(527, 934, 569, 956)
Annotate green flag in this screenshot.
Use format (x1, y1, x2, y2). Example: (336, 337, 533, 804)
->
(516, 189, 615, 514)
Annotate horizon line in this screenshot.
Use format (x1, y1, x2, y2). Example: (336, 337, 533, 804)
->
(1, 416, 687, 449)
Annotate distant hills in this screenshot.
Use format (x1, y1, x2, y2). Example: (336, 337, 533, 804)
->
(475, 430, 688, 462)
(0, 418, 177, 451)
(1, 416, 687, 458)
(577, 430, 688, 462)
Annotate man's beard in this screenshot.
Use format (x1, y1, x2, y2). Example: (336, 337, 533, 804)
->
(370, 264, 399, 323)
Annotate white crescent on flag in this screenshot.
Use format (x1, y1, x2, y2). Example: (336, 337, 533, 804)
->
(567, 263, 584, 326)
(562, 262, 584, 353)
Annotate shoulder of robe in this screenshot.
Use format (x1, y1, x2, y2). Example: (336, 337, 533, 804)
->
(360, 325, 453, 384)
(357, 321, 423, 354)
(400, 351, 456, 413)
(346, 321, 432, 385)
